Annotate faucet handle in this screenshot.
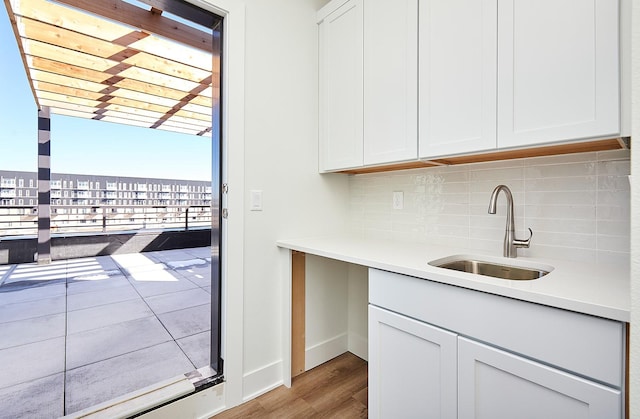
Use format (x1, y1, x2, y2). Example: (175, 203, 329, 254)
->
(513, 228, 533, 248)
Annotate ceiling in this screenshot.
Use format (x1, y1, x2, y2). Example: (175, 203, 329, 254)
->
(4, 0, 219, 137)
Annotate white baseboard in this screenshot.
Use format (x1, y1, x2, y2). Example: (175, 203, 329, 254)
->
(305, 333, 348, 371)
(348, 332, 368, 362)
(242, 360, 283, 402)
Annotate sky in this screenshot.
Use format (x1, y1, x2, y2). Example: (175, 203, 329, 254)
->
(0, 6, 212, 182)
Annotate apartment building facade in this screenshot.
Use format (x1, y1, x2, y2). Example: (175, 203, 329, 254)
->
(0, 170, 212, 208)
(0, 170, 213, 235)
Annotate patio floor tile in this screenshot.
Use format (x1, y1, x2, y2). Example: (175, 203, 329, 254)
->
(157, 304, 211, 340)
(66, 282, 140, 311)
(185, 247, 213, 259)
(65, 341, 194, 414)
(0, 313, 65, 350)
(66, 299, 154, 335)
(0, 373, 64, 419)
(0, 247, 213, 416)
(128, 274, 198, 298)
(66, 316, 174, 369)
(148, 250, 202, 263)
(145, 287, 211, 315)
(0, 282, 65, 305)
(66, 274, 131, 296)
(172, 264, 211, 288)
(0, 295, 65, 323)
(177, 331, 210, 369)
(0, 337, 65, 390)
(66, 256, 121, 272)
(3, 262, 68, 286)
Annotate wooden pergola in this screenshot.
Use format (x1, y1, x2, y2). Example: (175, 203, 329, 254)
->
(3, 0, 221, 264)
(4, 0, 218, 137)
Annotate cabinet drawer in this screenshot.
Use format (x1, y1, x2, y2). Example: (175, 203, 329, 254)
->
(369, 269, 625, 387)
(458, 337, 621, 418)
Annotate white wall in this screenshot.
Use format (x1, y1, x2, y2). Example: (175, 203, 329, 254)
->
(629, 0, 639, 415)
(304, 258, 368, 371)
(350, 150, 631, 265)
(305, 255, 348, 370)
(239, 0, 348, 401)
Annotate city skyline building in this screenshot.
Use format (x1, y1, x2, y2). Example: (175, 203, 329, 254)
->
(0, 170, 212, 208)
(0, 170, 213, 236)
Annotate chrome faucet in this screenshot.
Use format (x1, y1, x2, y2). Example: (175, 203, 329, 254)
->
(488, 185, 532, 258)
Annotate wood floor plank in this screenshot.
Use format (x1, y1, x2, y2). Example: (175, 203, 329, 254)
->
(352, 386, 368, 407)
(212, 398, 268, 419)
(211, 352, 367, 418)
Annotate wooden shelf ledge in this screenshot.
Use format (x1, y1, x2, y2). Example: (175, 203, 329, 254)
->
(339, 138, 630, 175)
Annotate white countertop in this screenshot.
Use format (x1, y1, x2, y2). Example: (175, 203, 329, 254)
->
(277, 236, 630, 322)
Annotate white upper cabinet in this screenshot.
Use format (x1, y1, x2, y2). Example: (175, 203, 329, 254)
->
(319, 0, 622, 171)
(318, 0, 364, 171)
(419, 0, 497, 158)
(420, 0, 620, 158)
(364, 0, 418, 165)
(497, 0, 620, 148)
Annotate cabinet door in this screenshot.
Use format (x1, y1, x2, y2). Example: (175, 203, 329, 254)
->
(364, 0, 418, 165)
(418, 0, 497, 158)
(318, 0, 364, 171)
(369, 305, 457, 419)
(497, 0, 620, 148)
(458, 337, 622, 419)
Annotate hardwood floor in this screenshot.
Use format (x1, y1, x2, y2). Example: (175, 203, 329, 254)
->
(212, 352, 368, 418)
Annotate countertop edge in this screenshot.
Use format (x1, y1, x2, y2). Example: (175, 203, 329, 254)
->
(277, 237, 630, 323)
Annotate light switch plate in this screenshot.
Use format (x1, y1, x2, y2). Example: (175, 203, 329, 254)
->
(392, 191, 404, 210)
(250, 190, 262, 211)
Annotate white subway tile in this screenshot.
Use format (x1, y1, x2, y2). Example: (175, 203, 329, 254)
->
(597, 220, 630, 237)
(597, 175, 630, 191)
(467, 159, 525, 170)
(525, 176, 597, 192)
(470, 180, 525, 194)
(349, 153, 630, 263)
(525, 191, 596, 206)
(524, 162, 596, 179)
(597, 190, 630, 206)
(597, 205, 631, 220)
(531, 230, 596, 249)
(597, 160, 631, 176)
(470, 167, 524, 182)
(596, 251, 630, 266)
(596, 149, 631, 162)
(525, 152, 596, 166)
(527, 218, 597, 234)
(597, 235, 631, 253)
(524, 204, 596, 220)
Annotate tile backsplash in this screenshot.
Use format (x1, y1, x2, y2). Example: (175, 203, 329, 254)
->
(349, 149, 630, 266)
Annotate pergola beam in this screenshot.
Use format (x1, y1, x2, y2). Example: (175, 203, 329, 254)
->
(50, 0, 213, 53)
(3, 0, 40, 109)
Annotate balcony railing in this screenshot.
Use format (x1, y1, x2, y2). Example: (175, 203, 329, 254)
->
(0, 205, 214, 237)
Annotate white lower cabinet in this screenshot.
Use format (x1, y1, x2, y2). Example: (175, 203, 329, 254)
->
(369, 305, 457, 419)
(368, 269, 625, 418)
(458, 337, 621, 419)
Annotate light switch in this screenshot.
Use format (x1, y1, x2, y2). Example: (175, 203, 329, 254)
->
(250, 190, 263, 211)
(393, 191, 404, 210)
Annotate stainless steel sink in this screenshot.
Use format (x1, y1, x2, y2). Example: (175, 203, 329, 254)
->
(429, 255, 552, 280)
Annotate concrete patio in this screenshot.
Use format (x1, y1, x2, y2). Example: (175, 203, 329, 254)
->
(0, 247, 213, 418)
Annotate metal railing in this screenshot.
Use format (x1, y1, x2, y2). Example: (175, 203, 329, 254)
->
(0, 205, 214, 237)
